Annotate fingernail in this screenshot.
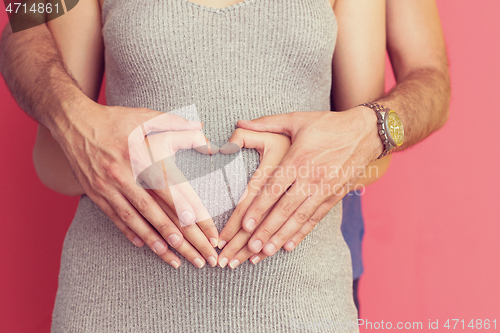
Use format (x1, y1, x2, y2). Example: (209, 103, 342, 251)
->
(170, 260, 180, 269)
(181, 211, 194, 224)
(263, 243, 277, 255)
(245, 218, 256, 231)
(284, 240, 296, 251)
(250, 256, 261, 264)
(218, 240, 227, 249)
(210, 237, 218, 248)
(229, 259, 240, 269)
(251, 239, 263, 252)
(219, 257, 229, 268)
(133, 236, 144, 247)
(220, 143, 230, 150)
(193, 258, 205, 268)
(207, 256, 217, 267)
(168, 234, 181, 247)
(153, 241, 167, 254)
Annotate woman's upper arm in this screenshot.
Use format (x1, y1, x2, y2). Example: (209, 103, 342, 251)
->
(331, 0, 386, 110)
(386, 0, 447, 80)
(47, 0, 104, 99)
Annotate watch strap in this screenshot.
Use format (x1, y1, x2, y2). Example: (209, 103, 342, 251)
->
(359, 102, 394, 160)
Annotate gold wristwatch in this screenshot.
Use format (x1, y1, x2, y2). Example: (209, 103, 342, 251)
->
(360, 102, 404, 159)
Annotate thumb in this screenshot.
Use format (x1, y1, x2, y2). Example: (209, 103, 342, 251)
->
(237, 113, 295, 136)
(147, 131, 219, 163)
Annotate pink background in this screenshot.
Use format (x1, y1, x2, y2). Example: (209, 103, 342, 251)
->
(1, 0, 499, 331)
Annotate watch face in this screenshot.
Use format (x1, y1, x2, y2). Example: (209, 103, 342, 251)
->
(387, 111, 404, 146)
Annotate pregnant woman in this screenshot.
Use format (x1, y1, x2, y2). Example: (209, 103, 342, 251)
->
(33, 0, 387, 331)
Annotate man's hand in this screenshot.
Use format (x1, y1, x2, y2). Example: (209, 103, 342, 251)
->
(52, 98, 219, 268)
(233, 108, 384, 257)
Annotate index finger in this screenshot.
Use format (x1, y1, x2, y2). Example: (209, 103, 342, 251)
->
(139, 159, 218, 244)
(239, 147, 299, 233)
(217, 151, 275, 248)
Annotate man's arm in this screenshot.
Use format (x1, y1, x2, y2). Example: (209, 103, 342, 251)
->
(380, 0, 450, 150)
(0, 23, 86, 195)
(0, 23, 84, 131)
(233, 0, 387, 255)
(234, 0, 451, 256)
(0, 10, 219, 268)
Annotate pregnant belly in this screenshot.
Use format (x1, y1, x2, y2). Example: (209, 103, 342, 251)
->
(171, 145, 260, 225)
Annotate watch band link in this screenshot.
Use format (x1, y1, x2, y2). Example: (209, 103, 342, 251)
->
(359, 102, 393, 160)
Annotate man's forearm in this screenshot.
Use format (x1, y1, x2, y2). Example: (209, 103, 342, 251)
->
(377, 66, 450, 151)
(0, 23, 84, 136)
(381, 0, 451, 152)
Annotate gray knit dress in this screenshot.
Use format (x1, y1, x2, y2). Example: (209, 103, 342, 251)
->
(51, 0, 359, 331)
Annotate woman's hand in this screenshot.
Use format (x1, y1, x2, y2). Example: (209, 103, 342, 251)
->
(220, 152, 392, 267)
(217, 128, 291, 268)
(34, 119, 221, 269)
(217, 116, 391, 268)
(36, 0, 220, 269)
(230, 108, 384, 258)
(137, 128, 222, 267)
